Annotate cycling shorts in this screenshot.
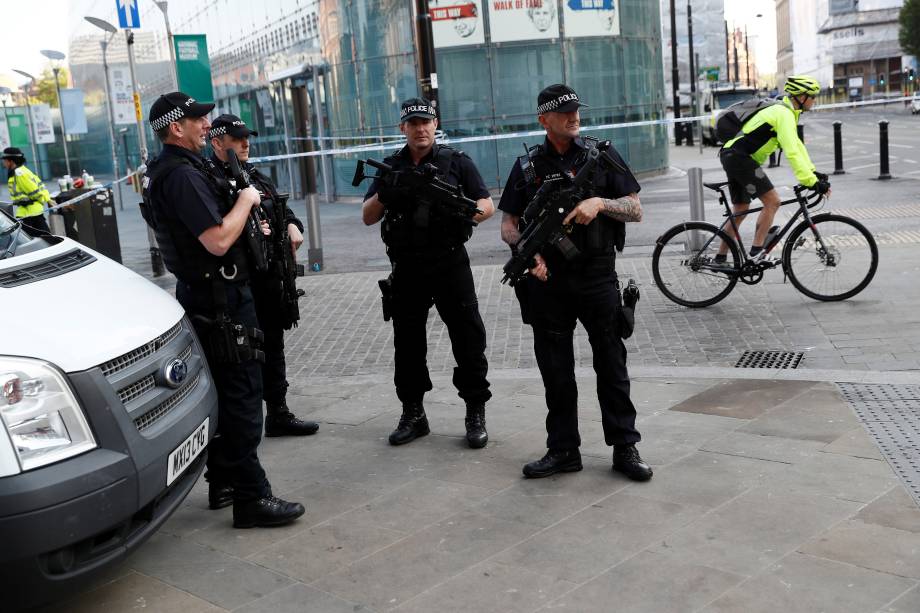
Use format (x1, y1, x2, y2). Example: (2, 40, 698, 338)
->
(719, 149, 774, 205)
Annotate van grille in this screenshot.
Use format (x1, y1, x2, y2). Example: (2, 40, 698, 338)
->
(101, 321, 183, 377)
(115, 344, 192, 406)
(0, 248, 96, 288)
(133, 373, 201, 433)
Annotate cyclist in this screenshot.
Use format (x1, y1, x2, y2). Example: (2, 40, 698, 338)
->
(716, 75, 831, 263)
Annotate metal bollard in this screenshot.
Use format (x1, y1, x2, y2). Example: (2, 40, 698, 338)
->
(305, 192, 324, 272)
(878, 120, 891, 180)
(833, 121, 845, 175)
(797, 124, 805, 144)
(688, 167, 705, 251)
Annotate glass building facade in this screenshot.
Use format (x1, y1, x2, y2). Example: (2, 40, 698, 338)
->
(68, 0, 667, 197)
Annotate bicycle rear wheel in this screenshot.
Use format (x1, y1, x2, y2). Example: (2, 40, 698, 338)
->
(782, 213, 878, 301)
(652, 222, 741, 308)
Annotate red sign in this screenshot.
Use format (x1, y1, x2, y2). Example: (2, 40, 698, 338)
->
(430, 3, 478, 20)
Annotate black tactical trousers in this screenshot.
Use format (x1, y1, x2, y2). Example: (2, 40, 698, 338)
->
(526, 268, 641, 451)
(21, 214, 51, 237)
(177, 281, 271, 501)
(252, 274, 288, 409)
(390, 246, 491, 405)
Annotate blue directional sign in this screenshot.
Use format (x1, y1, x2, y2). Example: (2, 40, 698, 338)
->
(116, 0, 141, 29)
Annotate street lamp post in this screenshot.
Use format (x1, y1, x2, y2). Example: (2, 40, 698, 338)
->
(86, 15, 161, 275)
(414, 0, 439, 118)
(40, 49, 71, 176)
(84, 17, 122, 209)
(154, 1, 180, 89)
(11, 70, 40, 169)
(669, 0, 682, 145)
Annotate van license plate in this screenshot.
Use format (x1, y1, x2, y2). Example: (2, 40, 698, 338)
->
(166, 417, 209, 486)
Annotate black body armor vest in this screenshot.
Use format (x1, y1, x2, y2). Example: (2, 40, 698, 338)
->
(518, 137, 626, 264)
(141, 151, 249, 285)
(380, 145, 473, 255)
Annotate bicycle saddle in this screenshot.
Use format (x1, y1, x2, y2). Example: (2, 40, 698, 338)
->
(703, 181, 731, 191)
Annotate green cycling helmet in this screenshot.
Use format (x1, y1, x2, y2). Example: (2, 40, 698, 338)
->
(784, 75, 821, 97)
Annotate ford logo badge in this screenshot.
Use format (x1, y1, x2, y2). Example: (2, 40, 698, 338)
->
(164, 358, 188, 389)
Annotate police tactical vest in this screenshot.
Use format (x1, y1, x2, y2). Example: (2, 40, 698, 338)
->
(142, 151, 249, 285)
(380, 144, 472, 254)
(518, 137, 625, 261)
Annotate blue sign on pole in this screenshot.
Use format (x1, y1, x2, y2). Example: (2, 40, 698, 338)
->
(116, 0, 141, 29)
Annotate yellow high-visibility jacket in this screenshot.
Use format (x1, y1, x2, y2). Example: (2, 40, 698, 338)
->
(8, 165, 52, 219)
(723, 96, 818, 188)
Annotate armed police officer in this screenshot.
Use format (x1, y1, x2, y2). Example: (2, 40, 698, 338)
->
(498, 84, 652, 481)
(142, 92, 304, 528)
(361, 98, 495, 448)
(207, 114, 319, 439)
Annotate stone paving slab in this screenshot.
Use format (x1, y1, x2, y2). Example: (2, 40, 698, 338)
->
(45, 374, 920, 613)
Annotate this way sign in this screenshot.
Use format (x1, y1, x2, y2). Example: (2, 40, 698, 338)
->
(116, 0, 141, 29)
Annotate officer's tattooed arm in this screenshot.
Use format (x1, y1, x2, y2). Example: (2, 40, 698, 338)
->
(565, 194, 642, 225)
(501, 212, 521, 246)
(598, 193, 643, 222)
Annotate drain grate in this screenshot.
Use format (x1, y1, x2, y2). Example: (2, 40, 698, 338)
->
(838, 383, 920, 508)
(735, 350, 804, 369)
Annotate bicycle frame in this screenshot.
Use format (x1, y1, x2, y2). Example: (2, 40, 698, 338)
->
(703, 184, 827, 265)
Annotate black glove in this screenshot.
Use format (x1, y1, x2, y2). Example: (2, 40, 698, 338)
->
(813, 179, 831, 195)
(376, 172, 407, 206)
(814, 171, 829, 182)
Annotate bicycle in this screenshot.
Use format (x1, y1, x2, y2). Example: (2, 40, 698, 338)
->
(651, 181, 879, 308)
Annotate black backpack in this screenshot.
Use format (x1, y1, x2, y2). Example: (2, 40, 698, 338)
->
(715, 98, 782, 143)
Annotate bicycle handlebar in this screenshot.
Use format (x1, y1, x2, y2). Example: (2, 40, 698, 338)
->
(791, 184, 825, 209)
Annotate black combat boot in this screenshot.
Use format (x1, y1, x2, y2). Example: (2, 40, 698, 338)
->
(265, 402, 320, 437)
(612, 444, 653, 481)
(522, 449, 583, 478)
(208, 483, 234, 510)
(233, 495, 305, 528)
(464, 402, 488, 449)
(388, 401, 430, 446)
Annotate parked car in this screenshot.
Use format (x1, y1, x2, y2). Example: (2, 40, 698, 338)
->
(911, 92, 920, 114)
(0, 210, 218, 611)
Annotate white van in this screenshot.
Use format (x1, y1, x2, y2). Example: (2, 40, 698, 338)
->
(911, 92, 920, 114)
(0, 211, 217, 610)
(699, 83, 759, 145)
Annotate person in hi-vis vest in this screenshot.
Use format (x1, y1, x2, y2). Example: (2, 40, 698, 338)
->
(2, 147, 52, 236)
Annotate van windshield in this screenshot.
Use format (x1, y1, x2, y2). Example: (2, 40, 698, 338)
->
(715, 92, 758, 108)
(0, 212, 39, 260)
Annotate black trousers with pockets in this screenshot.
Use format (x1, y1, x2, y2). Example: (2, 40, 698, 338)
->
(527, 268, 641, 451)
(389, 246, 491, 406)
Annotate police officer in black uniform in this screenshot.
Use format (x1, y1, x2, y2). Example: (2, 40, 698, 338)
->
(207, 114, 320, 438)
(361, 98, 495, 448)
(143, 92, 304, 528)
(498, 84, 653, 481)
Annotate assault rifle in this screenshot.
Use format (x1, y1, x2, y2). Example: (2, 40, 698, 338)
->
(225, 149, 271, 273)
(258, 181, 306, 329)
(351, 158, 482, 224)
(501, 140, 624, 287)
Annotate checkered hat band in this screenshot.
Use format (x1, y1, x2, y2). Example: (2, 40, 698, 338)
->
(150, 106, 186, 131)
(537, 94, 579, 114)
(401, 105, 432, 118)
(208, 126, 228, 138)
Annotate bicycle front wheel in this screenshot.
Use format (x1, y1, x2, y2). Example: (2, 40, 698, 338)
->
(782, 213, 878, 301)
(652, 222, 741, 308)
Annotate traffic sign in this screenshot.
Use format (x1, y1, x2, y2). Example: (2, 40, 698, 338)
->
(116, 0, 141, 29)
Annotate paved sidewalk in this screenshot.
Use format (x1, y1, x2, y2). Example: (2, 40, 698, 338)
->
(46, 369, 920, 612)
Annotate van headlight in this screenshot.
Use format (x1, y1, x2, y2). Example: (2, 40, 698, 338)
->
(0, 357, 96, 473)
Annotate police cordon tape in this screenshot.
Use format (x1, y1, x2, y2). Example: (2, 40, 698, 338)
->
(43, 171, 138, 214)
(248, 95, 917, 164)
